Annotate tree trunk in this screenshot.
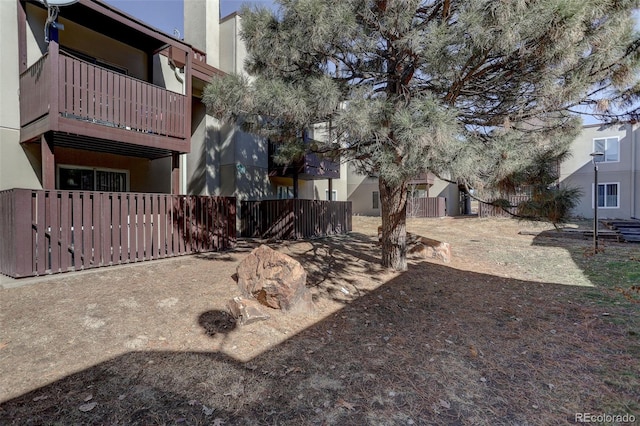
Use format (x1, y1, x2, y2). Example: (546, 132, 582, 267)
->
(379, 177, 408, 271)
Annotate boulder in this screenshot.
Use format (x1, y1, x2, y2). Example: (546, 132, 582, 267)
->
(236, 245, 312, 311)
(407, 238, 451, 263)
(227, 296, 270, 326)
(378, 226, 451, 263)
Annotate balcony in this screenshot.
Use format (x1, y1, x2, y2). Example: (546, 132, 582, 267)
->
(19, 49, 188, 158)
(268, 142, 340, 180)
(407, 173, 435, 186)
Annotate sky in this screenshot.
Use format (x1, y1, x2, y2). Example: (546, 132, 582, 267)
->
(104, 0, 276, 38)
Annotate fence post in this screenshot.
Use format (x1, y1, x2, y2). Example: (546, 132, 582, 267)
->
(227, 197, 237, 248)
(13, 189, 35, 277)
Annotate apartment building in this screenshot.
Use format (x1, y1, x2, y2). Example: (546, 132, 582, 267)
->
(560, 123, 640, 220)
(0, 0, 225, 194)
(182, 4, 340, 202)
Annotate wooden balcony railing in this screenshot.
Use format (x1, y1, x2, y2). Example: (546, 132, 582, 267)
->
(193, 47, 207, 64)
(19, 53, 52, 127)
(268, 142, 340, 180)
(20, 51, 187, 141)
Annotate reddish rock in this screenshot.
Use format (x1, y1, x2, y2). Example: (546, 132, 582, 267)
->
(227, 296, 270, 326)
(407, 238, 451, 263)
(378, 227, 451, 263)
(236, 245, 312, 311)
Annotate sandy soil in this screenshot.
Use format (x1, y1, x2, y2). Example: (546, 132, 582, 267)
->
(0, 216, 638, 425)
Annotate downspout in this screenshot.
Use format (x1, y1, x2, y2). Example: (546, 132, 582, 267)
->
(169, 58, 185, 86)
(233, 18, 237, 74)
(168, 56, 186, 194)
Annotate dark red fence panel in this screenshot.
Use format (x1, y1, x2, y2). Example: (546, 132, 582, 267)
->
(0, 189, 236, 278)
(406, 197, 446, 218)
(240, 199, 352, 240)
(477, 195, 530, 217)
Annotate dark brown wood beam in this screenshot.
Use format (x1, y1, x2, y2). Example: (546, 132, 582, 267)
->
(41, 133, 55, 190)
(172, 152, 180, 194)
(17, 1, 27, 73)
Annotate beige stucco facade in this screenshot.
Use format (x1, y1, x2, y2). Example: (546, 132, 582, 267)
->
(0, 0, 41, 191)
(183, 2, 334, 202)
(560, 123, 639, 219)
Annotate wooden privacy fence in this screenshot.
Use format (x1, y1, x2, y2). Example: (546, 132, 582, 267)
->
(407, 197, 446, 218)
(477, 195, 530, 217)
(0, 189, 235, 278)
(240, 199, 352, 240)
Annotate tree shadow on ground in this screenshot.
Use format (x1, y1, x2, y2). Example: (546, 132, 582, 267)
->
(2, 259, 638, 425)
(195, 231, 386, 305)
(531, 230, 640, 305)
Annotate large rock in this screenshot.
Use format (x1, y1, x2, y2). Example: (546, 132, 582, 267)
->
(236, 245, 312, 311)
(378, 226, 451, 263)
(407, 237, 451, 263)
(227, 296, 270, 326)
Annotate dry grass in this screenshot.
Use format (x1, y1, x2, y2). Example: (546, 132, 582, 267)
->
(0, 216, 638, 425)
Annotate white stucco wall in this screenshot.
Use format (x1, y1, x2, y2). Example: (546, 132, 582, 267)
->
(184, 0, 220, 68)
(560, 123, 638, 219)
(219, 14, 247, 76)
(0, 1, 42, 191)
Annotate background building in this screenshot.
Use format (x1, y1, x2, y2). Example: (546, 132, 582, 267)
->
(560, 123, 639, 220)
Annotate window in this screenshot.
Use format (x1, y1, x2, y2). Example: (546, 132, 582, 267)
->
(593, 137, 619, 162)
(61, 47, 129, 75)
(372, 191, 379, 209)
(277, 186, 294, 199)
(58, 166, 128, 192)
(325, 189, 337, 201)
(594, 183, 619, 208)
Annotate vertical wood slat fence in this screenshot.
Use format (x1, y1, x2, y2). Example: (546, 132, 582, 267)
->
(406, 197, 446, 218)
(240, 200, 352, 240)
(0, 189, 235, 278)
(477, 195, 531, 217)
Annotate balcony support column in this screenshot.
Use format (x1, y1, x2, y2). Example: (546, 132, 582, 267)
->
(41, 133, 55, 190)
(172, 152, 180, 195)
(17, 1, 27, 73)
(48, 40, 60, 131)
(293, 168, 299, 199)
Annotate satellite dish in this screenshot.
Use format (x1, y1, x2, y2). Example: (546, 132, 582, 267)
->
(40, 0, 79, 5)
(41, 0, 78, 43)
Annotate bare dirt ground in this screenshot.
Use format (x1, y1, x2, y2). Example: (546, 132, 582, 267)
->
(0, 216, 638, 425)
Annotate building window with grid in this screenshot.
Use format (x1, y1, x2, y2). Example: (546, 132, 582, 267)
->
(58, 166, 128, 192)
(372, 191, 379, 209)
(593, 137, 620, 162)
(325, 189, 337, 201)
(277, 186, 294, 199)
(595, 183, 619, 208)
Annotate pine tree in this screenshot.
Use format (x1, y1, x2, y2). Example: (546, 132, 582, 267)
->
(204, 0, 640, 271)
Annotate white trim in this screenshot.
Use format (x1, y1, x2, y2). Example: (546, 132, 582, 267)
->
(591, 181, 620, 209)
(325, 189, 337, 201)
(56, 164, 130, 191)
(592, 136, 620, 163)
